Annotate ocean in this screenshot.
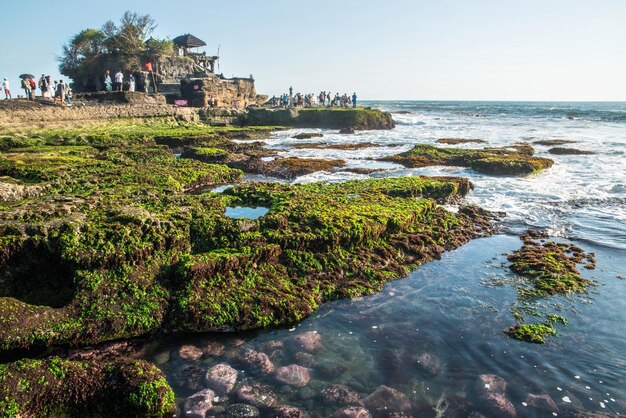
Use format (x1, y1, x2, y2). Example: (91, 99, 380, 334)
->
(144, 101, 626, 416)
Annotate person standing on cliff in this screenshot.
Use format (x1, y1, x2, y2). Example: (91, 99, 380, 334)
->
(39, 75, 48, 99)
(114, 70, 123, 92)
(128, 73, 136, 92)
(289, 86, 293, 98)
(104, 70, 112, 91)
(352, 92, 357, 108)
(54, 80, 66, 106)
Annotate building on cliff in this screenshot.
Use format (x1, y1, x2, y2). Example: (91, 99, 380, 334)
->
(152, 34, 266, 108)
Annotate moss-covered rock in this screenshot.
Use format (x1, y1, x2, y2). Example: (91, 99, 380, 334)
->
(381, 144, 554, 175)
(504, 234, 595, 343)
(436, 138, 486, 145)
(548, 147, 595, 155)
(0, 357, 175, 417)
(243, 107, 396, 130)
(508, 239, 595, 297)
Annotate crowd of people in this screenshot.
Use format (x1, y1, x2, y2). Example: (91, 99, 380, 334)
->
(268, 88, 357, 108)
(104, 70, 137, 92)
(2, 74, 73, 106)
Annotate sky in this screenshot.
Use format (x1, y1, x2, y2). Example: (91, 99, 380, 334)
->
(0, 0, 624, 101)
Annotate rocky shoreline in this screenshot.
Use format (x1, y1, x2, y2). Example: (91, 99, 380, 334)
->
(0, 104, 561, 417)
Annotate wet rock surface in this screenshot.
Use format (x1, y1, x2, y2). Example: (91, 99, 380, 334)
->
(183, 388, 215, 418)
(275, 364, 311, 387)
(321, 384, 361, 406)
(361, 385, 412, 416)
(205, 363, 239, 394)
(333, 406, 374, 418)
(236, 384, 278, 408)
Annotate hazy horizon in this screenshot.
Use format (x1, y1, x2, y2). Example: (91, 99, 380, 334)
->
(1, 0, 624, 102)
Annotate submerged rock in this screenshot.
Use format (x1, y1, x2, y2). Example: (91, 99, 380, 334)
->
(315, 360, 348, 379)
(321, 384, 361, 406)
(410, 352, 442, 376)
(269, 405, 307, 417)
(225, 403, 261, 418)
(287, 331, 323, 354)
(339, 127, 356, 134)
(361, 385, 412, 415)
(205, 363, 238, 394)
(171, 364, 206, 391)
(294, 351, 316, 367)
(236, 384, 278, 408)
(526, 393, 559, 413)
(236, 348, 275, 374)
(475, 374, 516, 417)
(178, 344, 204, 361)
(183, 388, 215, 418)
(332, 406, 373, 418)
(275, 364, 311, 387)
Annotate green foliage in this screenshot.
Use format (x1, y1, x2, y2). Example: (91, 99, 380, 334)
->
(505, 322, 558, 344)
(59, 11, 174, 90)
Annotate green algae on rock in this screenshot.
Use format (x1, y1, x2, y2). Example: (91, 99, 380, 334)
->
(381, 144, 554, 175)
(508, 238, 595, 298)
(548, 147, 596, 155)
(435, 138, 486, 145)
(0, 357, 175, 417)
(503, 234, 596, 343)
(0, 152, 493, 352)
(243, 107, 396, 130)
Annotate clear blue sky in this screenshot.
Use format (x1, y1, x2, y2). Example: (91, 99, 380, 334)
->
(1, 0, 624, 101)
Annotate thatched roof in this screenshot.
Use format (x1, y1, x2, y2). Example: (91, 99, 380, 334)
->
(173, 34, 207, 48)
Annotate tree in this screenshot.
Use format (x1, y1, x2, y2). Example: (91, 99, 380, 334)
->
(59, 12, 174, 91)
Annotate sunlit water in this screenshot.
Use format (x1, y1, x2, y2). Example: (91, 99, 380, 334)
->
(143, 101, 626, 416)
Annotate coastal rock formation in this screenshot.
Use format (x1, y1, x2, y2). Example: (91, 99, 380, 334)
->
(0, 121, 497, 414)
(243, 107, 396, 130)
(381, 144, 554, 175)
(548, 147, 595, 155)
(436, 138, 486, 145)
(0, 358, 175, 417)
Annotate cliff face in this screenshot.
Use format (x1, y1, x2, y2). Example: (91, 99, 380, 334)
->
(181, 76, 267, 108)
(243, 107, 396, 130)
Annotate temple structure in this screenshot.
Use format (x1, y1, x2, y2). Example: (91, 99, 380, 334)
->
(153, 34, 266, 108)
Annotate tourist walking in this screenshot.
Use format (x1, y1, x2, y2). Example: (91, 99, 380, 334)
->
(352, 92, 357, 108)
(39, 75, 48, 99)
(21, 78, 31, 100)
(128, 73, 135, 92)
(3, 78, 11, 99)
(29, 78, 36, 100)
(104, 70, 112, 91)
(114, 70, 123, 92)
(54, 80, 66, 106)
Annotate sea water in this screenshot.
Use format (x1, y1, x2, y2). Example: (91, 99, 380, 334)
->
(143, 101, 626, 416)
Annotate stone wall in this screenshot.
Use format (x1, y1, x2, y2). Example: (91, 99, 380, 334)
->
(0, 96, 201, 129)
